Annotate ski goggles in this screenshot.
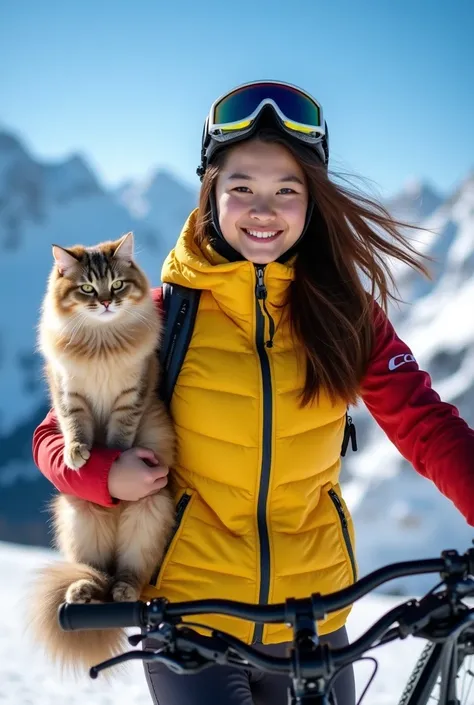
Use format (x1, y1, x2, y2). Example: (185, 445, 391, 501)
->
(207, 80, 326, 144)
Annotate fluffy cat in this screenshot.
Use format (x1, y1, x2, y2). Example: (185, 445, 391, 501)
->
(29, 232, 176, 674)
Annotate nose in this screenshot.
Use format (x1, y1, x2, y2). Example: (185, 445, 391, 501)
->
(249, 199, 277, 221)
(100, 300, 111, 309)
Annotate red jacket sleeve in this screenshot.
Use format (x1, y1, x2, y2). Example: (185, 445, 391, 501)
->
(32, 286, 165, 506)
(32, 409, 120, 506)
(360, 303, 474, 525)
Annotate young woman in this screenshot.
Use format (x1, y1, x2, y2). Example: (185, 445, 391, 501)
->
(33, 80, 474, 705)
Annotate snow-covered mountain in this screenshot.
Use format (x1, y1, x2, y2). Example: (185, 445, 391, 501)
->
(385, 178, 443, 225)
(1, 125, 473, 596)
(345, 171, 474, 595)
(0, 129, 197, 544)
(116, 168, 197, 231)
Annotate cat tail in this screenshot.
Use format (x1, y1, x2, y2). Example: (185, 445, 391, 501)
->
(27, 561, 128, 678)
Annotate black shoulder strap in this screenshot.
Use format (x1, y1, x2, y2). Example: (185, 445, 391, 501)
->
(159, 283, 201, 409)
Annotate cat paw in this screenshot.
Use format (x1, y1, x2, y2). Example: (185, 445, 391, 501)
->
(64, 442, 91, 470)
(65, 578, 106, 604)
(111, 581, 141, 602)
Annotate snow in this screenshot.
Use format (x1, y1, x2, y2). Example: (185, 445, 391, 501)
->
(0, 540, 448, 705)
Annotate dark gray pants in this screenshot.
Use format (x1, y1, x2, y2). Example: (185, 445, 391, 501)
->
(143, 626, 355, 705)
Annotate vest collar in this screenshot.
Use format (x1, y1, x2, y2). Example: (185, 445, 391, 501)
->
(161, 209, 295, 315)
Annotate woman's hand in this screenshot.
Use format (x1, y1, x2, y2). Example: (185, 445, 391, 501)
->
(108, 447, 169, 501)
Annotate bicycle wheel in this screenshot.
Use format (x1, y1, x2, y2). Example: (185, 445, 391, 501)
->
(397, 630, 474, 705)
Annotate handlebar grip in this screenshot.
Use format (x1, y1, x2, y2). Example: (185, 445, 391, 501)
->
(58, 601, 146, 631)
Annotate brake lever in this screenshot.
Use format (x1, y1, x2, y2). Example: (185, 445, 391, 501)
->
(128, 633, 146, 647)
(144, 639, 248, 675)
(397, 595, 449, 638)
(89, 643, 221, 679)
(90, 623, 248, 680)
(174, 626, 244, 667)
(397, 591, 471, 642)
(89, 649, 163, 678)
(143, 648, 219, 675)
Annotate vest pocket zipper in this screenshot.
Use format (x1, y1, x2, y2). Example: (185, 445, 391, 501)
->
(328, 488, 357, 582)
(149, 491, 192, 586)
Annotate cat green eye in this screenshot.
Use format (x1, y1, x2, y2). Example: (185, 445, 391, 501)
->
(80, 284, 94, 294)
(111, 280, 124, 290)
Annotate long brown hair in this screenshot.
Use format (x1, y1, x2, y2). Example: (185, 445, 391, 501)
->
(195, 129, 431, 407)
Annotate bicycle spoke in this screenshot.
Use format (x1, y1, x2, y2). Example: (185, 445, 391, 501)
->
(428, 682, 440, 702)
(424, 654, 474, 704)
(460, 656, 474, 703)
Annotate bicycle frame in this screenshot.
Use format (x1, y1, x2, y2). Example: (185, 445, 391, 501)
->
(399, 612, 474, 705)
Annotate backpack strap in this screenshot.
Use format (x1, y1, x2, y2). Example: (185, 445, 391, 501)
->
(159, 283, 201, 409)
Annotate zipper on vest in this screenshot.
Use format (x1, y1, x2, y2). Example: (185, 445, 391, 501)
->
(255, 266, 275, 347)
(149, 492, 191, 585)
(253, 265, 273, 643)
(341, 412, 357, 456)
(328, 488, 357, 581)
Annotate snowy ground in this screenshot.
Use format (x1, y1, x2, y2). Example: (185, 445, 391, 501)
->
(1, 541, 455, 705)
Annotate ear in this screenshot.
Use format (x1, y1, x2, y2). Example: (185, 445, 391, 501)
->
(52, 245, 80, 276)
(113, 232, 134, 264)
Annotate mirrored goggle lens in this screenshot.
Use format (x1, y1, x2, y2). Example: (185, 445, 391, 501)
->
(213, 83, 322, 129)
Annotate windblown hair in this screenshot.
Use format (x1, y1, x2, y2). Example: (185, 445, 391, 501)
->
(195, 129, 431, 406)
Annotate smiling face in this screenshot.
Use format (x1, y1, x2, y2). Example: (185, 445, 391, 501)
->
(214, 140, 309, 264)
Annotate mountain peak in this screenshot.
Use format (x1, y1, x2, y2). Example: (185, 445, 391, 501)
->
(116, 168, 197, 222)
(44, 152, 103, 203)
(387, 178, 444, 224)
(0, 131, 27, 155)
(402, 176, 435, 197)
(0, 130, 33, 184)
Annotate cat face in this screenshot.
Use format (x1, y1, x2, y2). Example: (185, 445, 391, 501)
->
(50, 233, 149, 323)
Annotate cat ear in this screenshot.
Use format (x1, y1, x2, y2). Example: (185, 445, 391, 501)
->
(113, 232, 134, 265)
(52, 245, 79, 276)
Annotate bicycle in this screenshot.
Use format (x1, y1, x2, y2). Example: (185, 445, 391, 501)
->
(58, 545, 474, 705)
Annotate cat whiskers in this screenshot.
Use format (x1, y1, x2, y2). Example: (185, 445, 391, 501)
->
(126, 309, 154, 331)
(57, 315, 81, 342)
(62, 313, 89, 348)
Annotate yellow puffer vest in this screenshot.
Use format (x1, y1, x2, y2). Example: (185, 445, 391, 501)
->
(141, 210, 358, 643)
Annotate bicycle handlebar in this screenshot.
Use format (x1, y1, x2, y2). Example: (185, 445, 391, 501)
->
(58, 553, 464, 633)
(54, 546, 474, 696)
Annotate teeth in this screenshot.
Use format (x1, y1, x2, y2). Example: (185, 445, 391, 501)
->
(245, 229, 278, 239)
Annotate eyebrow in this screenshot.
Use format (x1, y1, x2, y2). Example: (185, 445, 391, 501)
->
(227, 172, 305, 185)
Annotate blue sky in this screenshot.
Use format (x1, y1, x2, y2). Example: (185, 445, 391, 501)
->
(1, 0, 473, 199)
